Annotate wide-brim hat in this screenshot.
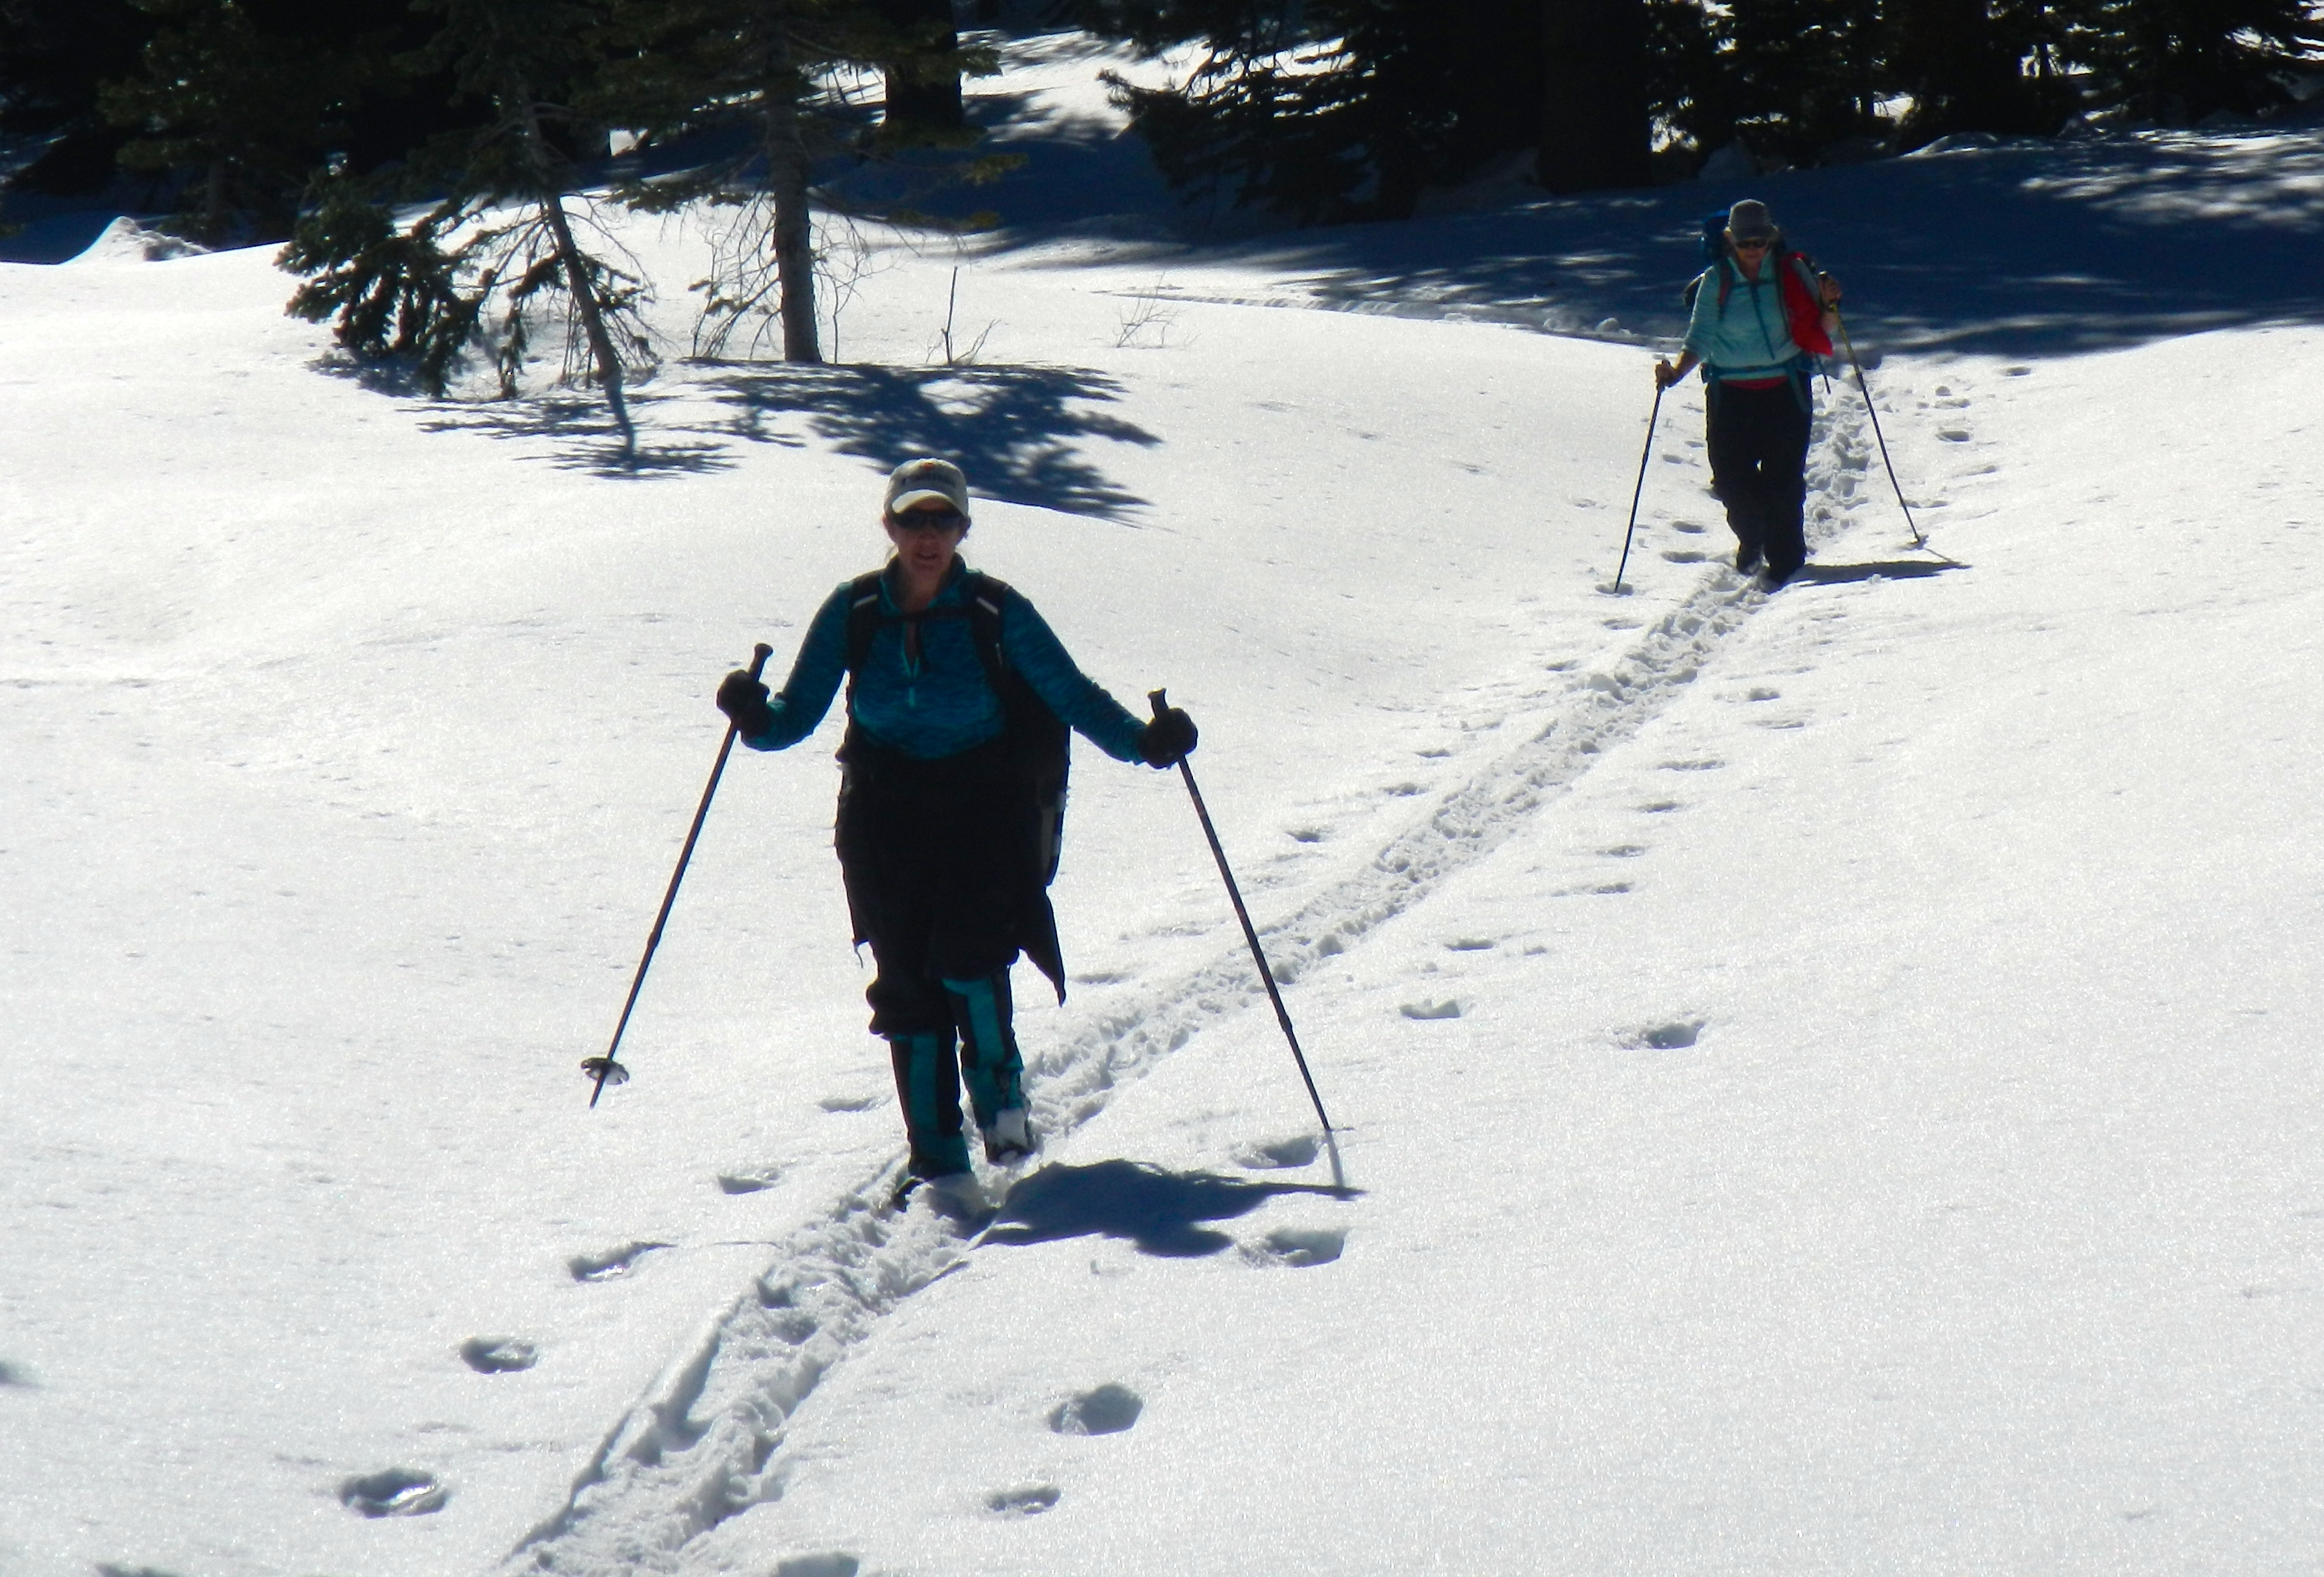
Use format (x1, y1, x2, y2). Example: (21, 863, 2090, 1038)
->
(1726, 198, 1777, 242)
(884, 457, 971, 518)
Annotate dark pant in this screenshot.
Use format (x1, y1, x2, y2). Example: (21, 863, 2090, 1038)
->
(836, 748, 1034, 1176)
(836, 756, 1030, 1036)
(1707, 378, 1813, 580)
(883, 973, 1027, 1179)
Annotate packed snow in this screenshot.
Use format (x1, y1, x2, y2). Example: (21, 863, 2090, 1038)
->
(4, 32, 2322, 1577)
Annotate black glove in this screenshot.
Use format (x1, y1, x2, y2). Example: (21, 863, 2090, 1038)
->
(1140, 707, 1196, 768)
(717, 670, 775, 737)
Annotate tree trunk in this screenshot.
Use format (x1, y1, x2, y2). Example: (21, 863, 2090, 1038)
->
(764, 89, 820, 361)
(512, 83, 635, 452)
(878, 0, 962, 137)
(1536, 0, 1651, 193)
(542, 191, 635, 453)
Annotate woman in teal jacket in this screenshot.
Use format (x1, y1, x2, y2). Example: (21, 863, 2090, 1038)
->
(1655, 198, 1842, 585)
(717, 457, 1196, 1191)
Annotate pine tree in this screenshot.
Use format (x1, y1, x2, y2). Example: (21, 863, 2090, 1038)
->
(1079, 0, 1547, 223)
(279, 0, 652, 450)
(1715, 0, 1885, 163)
(1882, 0, 2077, 144)
(0, 0, 155, 196)
(2070, 0, 2324, 123)
(594, 0, 999, 363)
(873, 0, 965, 142)
(1539, 0, 1650, 193)
(97, 0, 396, 244)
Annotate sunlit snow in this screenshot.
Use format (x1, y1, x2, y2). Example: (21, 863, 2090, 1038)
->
(4, 31, 2322, 1577)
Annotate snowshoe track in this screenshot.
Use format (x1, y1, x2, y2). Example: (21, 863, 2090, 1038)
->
(511, 398, 1879, 1576)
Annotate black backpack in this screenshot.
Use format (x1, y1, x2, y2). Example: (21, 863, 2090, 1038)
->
(841, 568, 1071, 886)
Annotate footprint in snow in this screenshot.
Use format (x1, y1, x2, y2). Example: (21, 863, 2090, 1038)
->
(340, 1469, 446, 1518)
(1622, 1020, 1705, 1051)
(987, 1485, 1062, 1516)
(1659, 758, 1724, 772)
(1599, 845, 1646, 858)
(1639, 800, 1682, 814)
(774, 1556, 860, 1577)
(1245, 1227, 1346, 1268)
(1660, 549, 1709, 563)
(1400, 999, 1462, 1020)
(817, 1093, 883, 1114)
(568, 1242, 668, 1282)
(1233, 1134, 1321, 1170)
(0, 1361, 28, 1387)
(1227, 1133, 1320, 1170)
(1445, 937, 1495, 952)
(1671, 519, 1708, 533)
(458, 1337, 537, 1375)
(1938, 429, 1972, 442)
(716, 1166, 782, 1194)
(1050, 1383, 1143, 1436)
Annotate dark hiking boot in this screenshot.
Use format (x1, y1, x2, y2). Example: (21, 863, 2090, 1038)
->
(981, 1107, 1035, 1166)
(1735, 543, 1764, 575)
(889, 1159, 978, 1213)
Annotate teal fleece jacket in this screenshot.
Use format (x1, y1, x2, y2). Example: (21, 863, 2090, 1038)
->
(741, 560, 1148, 763)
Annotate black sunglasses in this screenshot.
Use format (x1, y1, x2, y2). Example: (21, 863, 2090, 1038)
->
(892, 508, 965, 530)
(1732, 235, 1773, 250)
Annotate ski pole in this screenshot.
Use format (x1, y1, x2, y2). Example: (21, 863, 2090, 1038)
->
(1834, 312, 1925, 548)
(584, 642, 774, 1107)
(1612, 379, 1666, 593)
(1148, 690, 1333, 1134)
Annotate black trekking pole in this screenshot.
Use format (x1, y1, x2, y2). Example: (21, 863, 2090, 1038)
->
(583, 642, 774, 1107)
(1610, 380, 1666, 594)
(1834, 311, 1926, 548)
(1148, 690, 1334, 1134)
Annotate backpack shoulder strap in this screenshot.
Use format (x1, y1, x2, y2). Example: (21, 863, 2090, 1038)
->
(843, 570, 884, 673)
(960, 570, 1012, 691)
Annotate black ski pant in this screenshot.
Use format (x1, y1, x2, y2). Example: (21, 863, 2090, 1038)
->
(836, 755, 1027, 1036)
(1706, 377, 1813, 580)
(835, 745, 1034, 1173)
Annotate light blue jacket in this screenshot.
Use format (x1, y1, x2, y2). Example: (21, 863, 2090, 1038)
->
(1681, 255, 1819, 381)
(742, 560, 1148, 763)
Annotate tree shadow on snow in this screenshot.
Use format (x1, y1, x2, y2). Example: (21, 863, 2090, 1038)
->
(696, 361, 1160, 520)
(337, 354, 1158, 505)
(1066, 127, 2324, 361)
(414, 389, 738, 479)
(984, 1160, 1355, 1258)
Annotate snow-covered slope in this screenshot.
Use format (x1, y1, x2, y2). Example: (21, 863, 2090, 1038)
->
(4, 37, 2322, 1577)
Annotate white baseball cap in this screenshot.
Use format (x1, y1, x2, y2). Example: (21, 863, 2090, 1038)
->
(883, 457, 971, 518)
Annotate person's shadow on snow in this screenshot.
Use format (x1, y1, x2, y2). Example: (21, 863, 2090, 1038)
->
(984, 1160, 1355, 1258)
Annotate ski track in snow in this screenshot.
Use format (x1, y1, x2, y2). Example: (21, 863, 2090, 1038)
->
(512, 374, 1891, 1576)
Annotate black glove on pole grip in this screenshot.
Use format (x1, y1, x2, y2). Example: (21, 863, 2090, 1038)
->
(586, 642, 774, 1107)
(1149, 689, 1333, 1132)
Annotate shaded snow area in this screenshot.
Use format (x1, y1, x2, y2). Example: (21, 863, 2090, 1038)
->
(6, 35, 2324, 1577)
